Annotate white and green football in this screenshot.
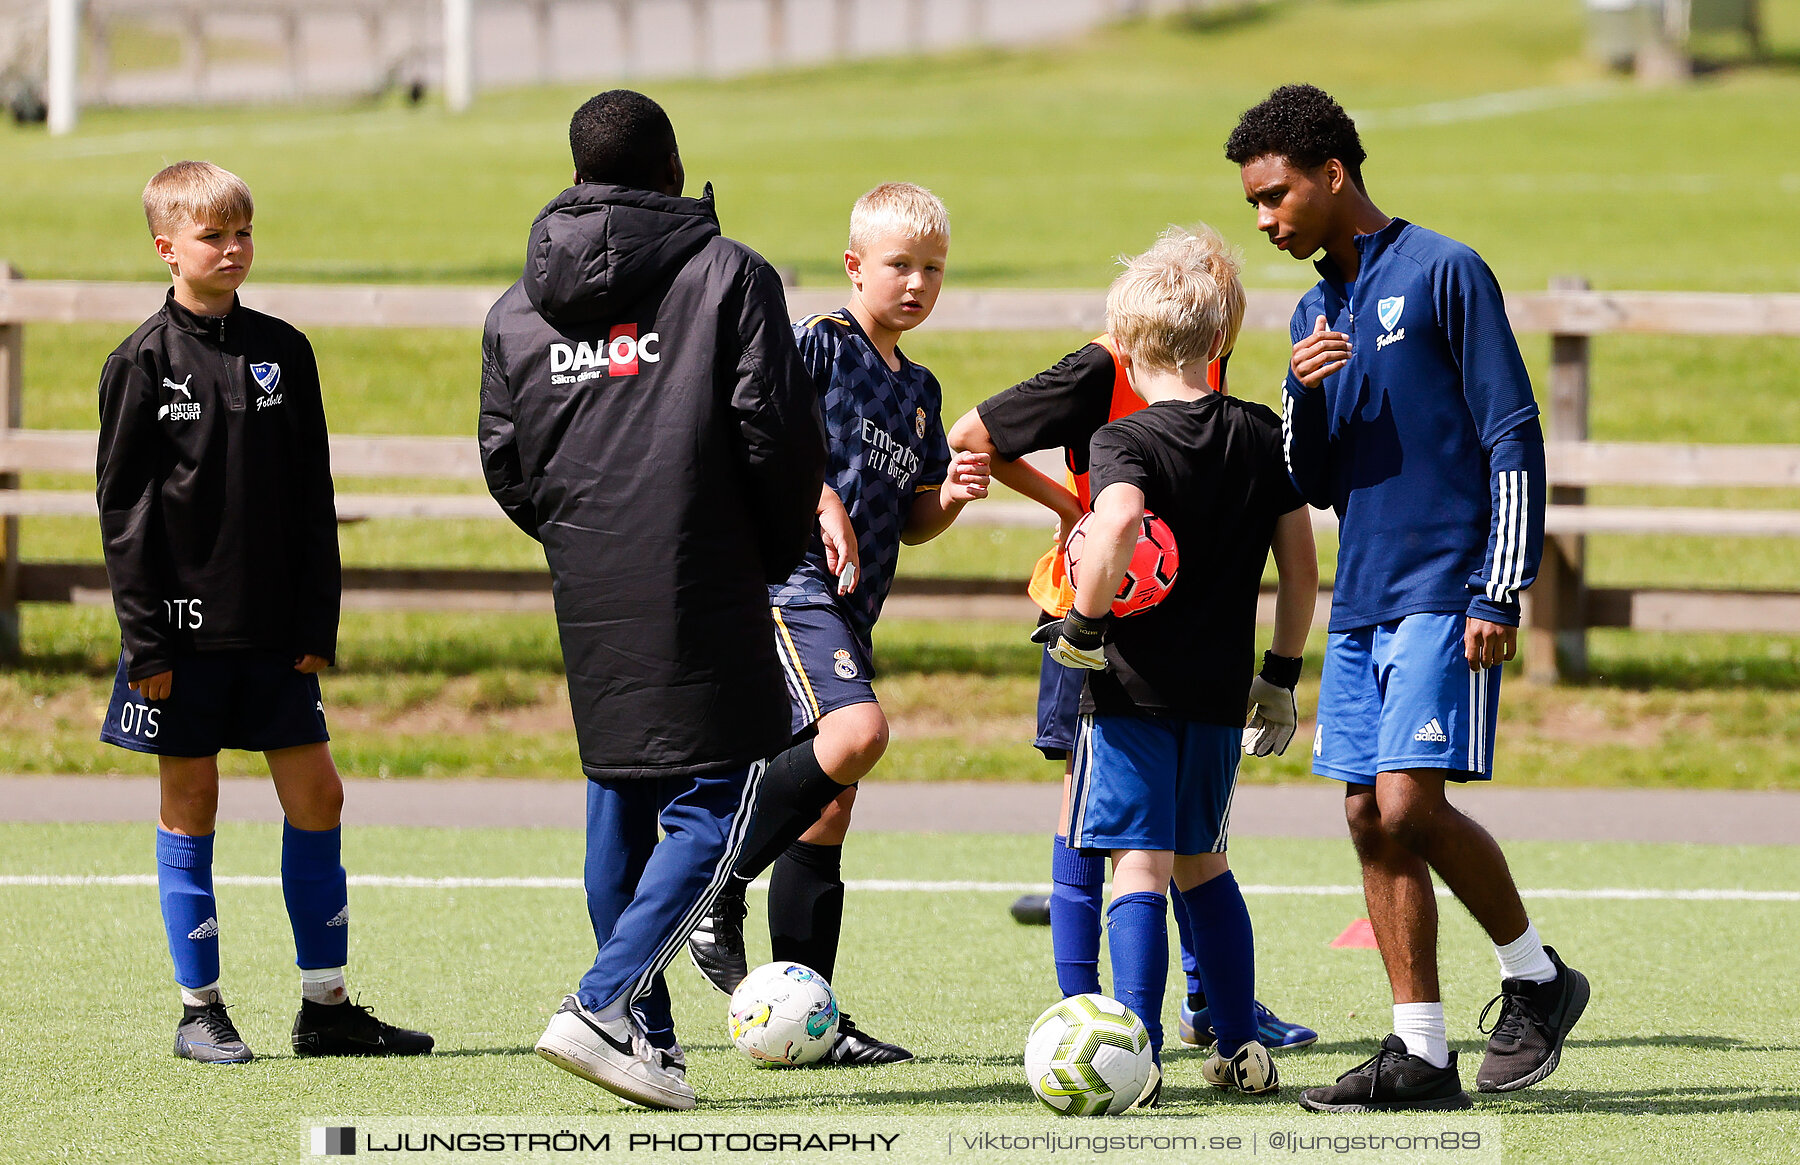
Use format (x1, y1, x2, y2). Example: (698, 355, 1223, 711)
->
(1024, 993, 1154, 1116)
(727, 961, 840, 1067)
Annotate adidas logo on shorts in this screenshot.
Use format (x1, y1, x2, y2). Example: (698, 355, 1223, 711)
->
(325, 906, 349, 928)
(187, 917, 219, 941)
(1413, 718, 1449, 743)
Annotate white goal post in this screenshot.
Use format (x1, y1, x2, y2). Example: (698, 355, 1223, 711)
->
(45, 0, 77, 134)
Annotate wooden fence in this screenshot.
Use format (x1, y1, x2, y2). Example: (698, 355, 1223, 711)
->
(2, 266, 1797, 682)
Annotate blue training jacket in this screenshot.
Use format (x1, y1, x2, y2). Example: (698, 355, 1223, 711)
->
(1281, 218, 1546, 632)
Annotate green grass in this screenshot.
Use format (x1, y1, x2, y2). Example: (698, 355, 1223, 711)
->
(3, 0, 1799, 785)
(1, 823, 1797, 1163)
(5, 607, 1798, 787)
(5, 0, 1800, 291)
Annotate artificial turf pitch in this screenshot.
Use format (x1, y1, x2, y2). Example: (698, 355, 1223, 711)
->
(2, 823, 1796, 1163)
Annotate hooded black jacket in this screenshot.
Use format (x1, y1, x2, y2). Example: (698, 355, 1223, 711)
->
(479, 183, 826, 780)
(96, 292, 340, 681)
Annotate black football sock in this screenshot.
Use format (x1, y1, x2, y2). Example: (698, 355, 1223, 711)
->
(730, 737, 851, 882)
(768, 840, 845, 982)
(1188, 990, 1208, 1013)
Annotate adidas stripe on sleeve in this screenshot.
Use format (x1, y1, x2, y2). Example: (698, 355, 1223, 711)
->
(1466, 420, 1546, 626)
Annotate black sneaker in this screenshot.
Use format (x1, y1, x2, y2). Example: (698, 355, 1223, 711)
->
(1130, 1061, 1162, 1109)
(1476, 946, 1590, 1093)
(688, 889, 749, 995)
(1009, 894, 1051, 925)
(292, 998, 434, 1057)
(1297, 1035, 1472, 1113)
(174, 998, 254, 1064)
(815, 1012, 914, 1066)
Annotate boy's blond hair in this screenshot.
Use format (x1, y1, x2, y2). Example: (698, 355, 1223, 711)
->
(1105, 225, 1246, 374)
(847, 182, 949, 255)
(142, 161, 254, 238)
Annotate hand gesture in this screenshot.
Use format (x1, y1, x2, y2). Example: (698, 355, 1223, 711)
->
(129, 670, 173, 701)
(1242, 675, 1298, 756)
(1290, 314, 1351, 388)
(1030, 612, 1108, 671)
(818, 490, 860, 594)
(1464, 618, 1516, 671)
(944, 450, 991, 505)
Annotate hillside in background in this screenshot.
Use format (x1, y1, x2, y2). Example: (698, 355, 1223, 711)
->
(2, 0, 1798, 291)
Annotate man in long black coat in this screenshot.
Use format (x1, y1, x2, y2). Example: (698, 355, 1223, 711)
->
(479, 89, 826, 1110)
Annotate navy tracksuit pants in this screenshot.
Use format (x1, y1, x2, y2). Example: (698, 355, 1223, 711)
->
(577, 762, 764, 1039)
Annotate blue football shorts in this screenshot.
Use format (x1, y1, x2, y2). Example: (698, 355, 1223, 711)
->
(1313, 612, 1503, 785)
(769, 604, 878, 737)
(100, 650, 329, 758)
(1065, 713, 1241, 854)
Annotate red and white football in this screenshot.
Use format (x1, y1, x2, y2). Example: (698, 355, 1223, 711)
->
(1064, 510, 1179, 617)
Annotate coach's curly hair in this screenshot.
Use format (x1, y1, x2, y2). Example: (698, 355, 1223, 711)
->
(1224, 84, 1367, 190)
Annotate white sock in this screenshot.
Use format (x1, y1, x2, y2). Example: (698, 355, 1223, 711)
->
(1494, 921, 1557, 984)
(180, 981, 222, 1008)
(1393, 1002, 1449, 1068)
(300, 967, 348, 1005)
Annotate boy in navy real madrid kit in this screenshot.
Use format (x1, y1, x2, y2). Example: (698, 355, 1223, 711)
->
(1038, 226, 1317, 1107)
(1229, 85, 1588, 1112)
(687, 184, 991, 1063)
(97, 162, 431, 1064)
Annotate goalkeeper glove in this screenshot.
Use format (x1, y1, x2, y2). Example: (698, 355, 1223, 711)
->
(1243, 650, 1302, 756)
(1030, 610, 1109, 671)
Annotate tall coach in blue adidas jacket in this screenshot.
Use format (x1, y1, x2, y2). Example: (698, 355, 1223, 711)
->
(1227, 86, 1590, 1113)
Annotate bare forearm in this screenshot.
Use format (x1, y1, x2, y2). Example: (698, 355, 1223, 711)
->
(1072, 521, 1131, 617)
(1073, 485, 1143, 619)
(991, 457, 1081, 523)
(901, 490, 963, 544)
(1271, 574, 1315, 658)
(1269, 509, 1318, 658)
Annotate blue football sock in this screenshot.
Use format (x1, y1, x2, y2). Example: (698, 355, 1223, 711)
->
(1049, 834, 1104, 997)
(156, 829, 220, 990)
(1105, 890, 1168, 1057)
(281, 821, 349, 970)
(1169, 879, 1203, 1002)
(1179, 871, 1256, 1057)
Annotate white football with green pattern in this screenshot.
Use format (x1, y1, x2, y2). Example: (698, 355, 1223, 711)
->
(727, 961, 840, 1067)
(1024, 993, 1154, 1116)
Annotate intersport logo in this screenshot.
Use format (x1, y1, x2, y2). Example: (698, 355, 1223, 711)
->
(549, 324, 661, 385)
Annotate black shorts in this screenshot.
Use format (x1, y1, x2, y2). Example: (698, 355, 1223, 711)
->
(100, 651, 330, 758)
(768, 604, 877, 737)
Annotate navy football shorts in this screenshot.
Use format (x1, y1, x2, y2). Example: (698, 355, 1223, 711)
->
(100, 651, 330, 758)
(1065, 714, 1241, 855)
(1034, 637, 1084, 760)
(769, 604, 877, 737)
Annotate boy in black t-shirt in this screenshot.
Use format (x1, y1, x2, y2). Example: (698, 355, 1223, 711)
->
(950, 326, 1317, 1059)
(1040, 226, 1317, 1104)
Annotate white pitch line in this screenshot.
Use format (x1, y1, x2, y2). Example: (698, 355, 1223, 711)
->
(2, 875, 1797, 902)
(1349, 84, 1620, 130)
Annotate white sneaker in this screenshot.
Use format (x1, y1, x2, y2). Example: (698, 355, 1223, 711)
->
(1202, 1040, 1279, 1096)
(616, 1039, 687, 1108)
(535, 995, 696, 1110)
